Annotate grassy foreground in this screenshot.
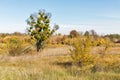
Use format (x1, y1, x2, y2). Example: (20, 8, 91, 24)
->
(0, 47, 120, 80)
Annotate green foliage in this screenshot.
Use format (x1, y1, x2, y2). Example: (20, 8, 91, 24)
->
(71, 37, 95, 67)
(27, 10, 59, 52)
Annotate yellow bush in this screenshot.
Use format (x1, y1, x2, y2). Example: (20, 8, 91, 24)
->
(7, 36, 23, 56)
(71, 37, 95, 67)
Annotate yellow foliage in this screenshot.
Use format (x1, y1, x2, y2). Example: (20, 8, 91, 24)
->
(71, 37, 95, 67)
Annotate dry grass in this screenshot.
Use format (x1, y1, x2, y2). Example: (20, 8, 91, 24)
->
(92, 46, 120, 54)
(0, 46, 120, 80)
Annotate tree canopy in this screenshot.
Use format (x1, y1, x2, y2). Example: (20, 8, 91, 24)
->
(27, 10, 59, 52)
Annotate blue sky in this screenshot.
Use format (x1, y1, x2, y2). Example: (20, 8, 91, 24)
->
(0, 0, 120, 34)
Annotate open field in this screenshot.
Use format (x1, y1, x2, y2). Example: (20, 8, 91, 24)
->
(0, 46, 120, 80)
(0, 1, 120, 80)
(92, 46, 120, 54)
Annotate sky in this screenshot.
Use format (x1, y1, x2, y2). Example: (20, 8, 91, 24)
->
(0, 0, 120, 35)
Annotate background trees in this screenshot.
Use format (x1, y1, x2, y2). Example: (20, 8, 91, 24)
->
(69, 30, 79, 38)
(27, 10, 59, 52)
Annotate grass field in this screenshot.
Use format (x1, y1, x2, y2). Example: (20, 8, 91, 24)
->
(0, 46, 120, 80)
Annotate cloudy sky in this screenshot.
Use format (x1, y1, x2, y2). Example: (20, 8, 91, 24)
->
(0, 0, 120, 34)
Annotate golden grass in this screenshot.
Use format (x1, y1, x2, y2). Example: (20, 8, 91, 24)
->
(0, 46, 120, 80)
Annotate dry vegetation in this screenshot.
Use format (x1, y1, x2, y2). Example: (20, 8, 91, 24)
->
(0, 32, 120, 80)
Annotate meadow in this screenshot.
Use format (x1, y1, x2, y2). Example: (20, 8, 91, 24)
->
(0, 33, 120, 80)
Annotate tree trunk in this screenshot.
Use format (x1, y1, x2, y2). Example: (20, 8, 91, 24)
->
(36, 41, 42, 52)
(37, 46, 40, 52)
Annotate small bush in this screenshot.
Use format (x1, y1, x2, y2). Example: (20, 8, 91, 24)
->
(96, 37, 112, 57)
(71, 37, 95, 67)
(7, 37, 23, 56)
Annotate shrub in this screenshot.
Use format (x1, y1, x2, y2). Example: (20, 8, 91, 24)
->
(7, 37, 23, 56)
(71, 37, 95, 67)
(96, 37, 112, 57)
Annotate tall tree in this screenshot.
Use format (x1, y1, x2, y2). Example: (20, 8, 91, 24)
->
(27, 10, 59, 52)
